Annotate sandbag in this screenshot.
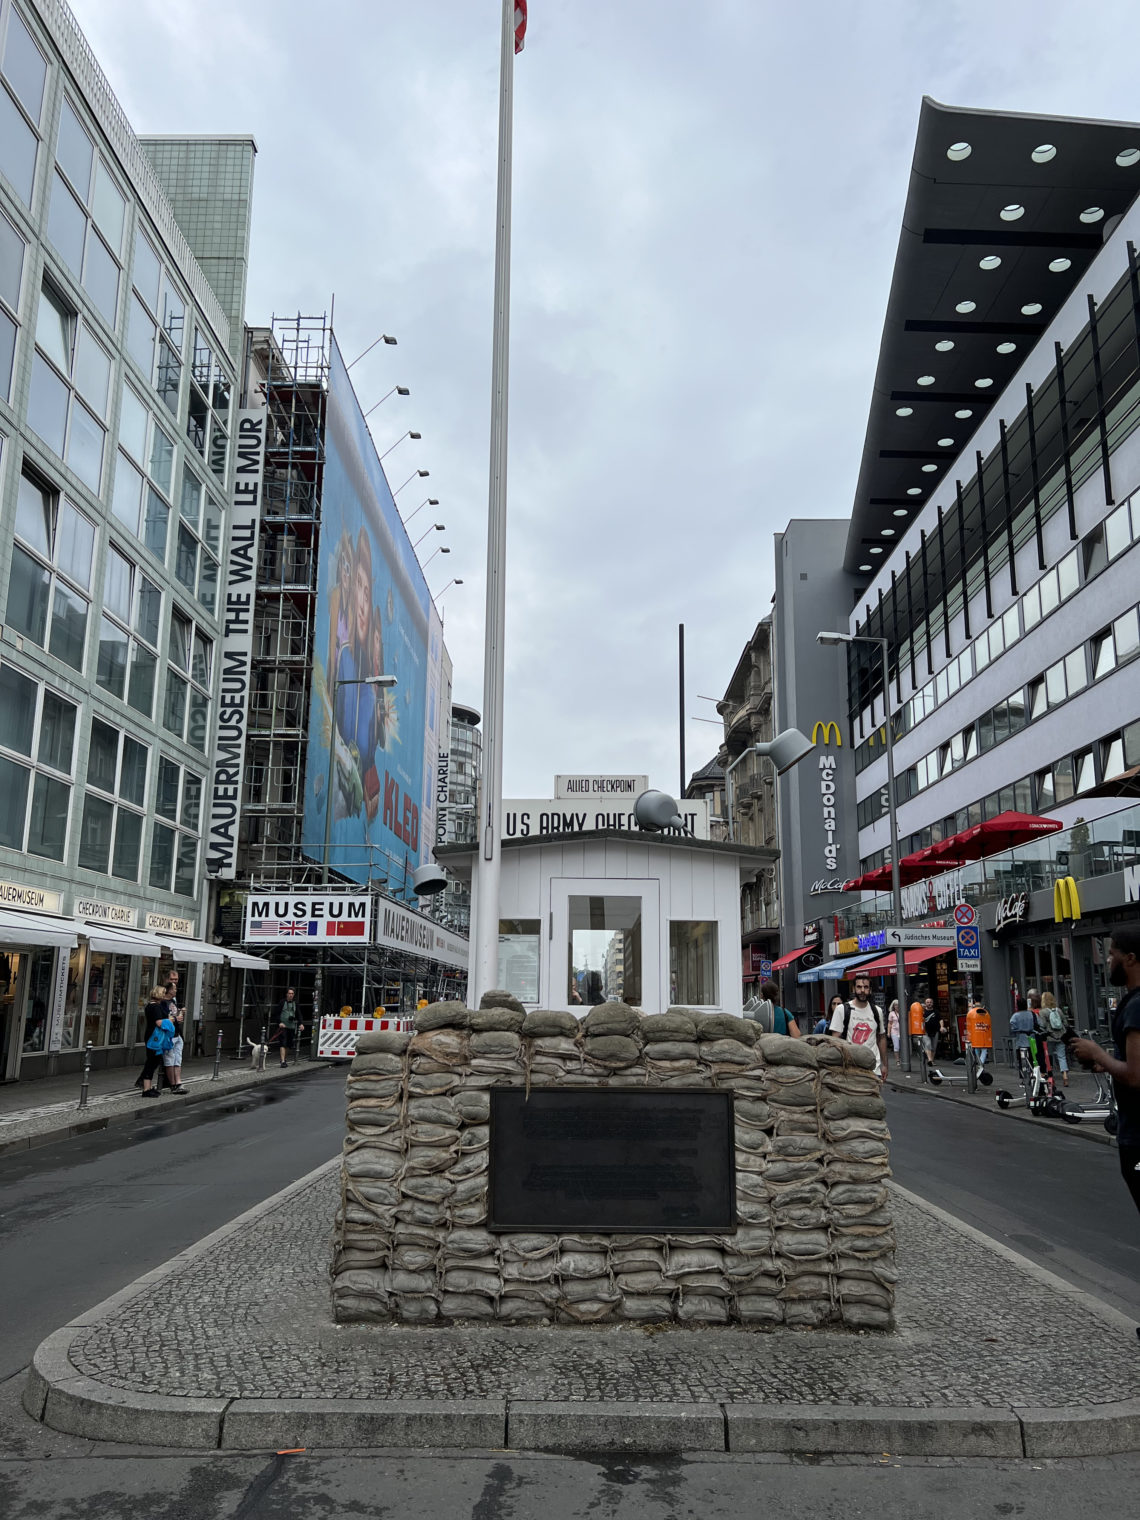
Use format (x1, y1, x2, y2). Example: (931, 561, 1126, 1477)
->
(470, 1006, 526, 1033)
(581, 1004, 641, 1037)
(408, 1096, 459, 1127)
(823, 1094, 887, 1121)
(409, 1028, 468, 1064)
(480, 989, 526, 1013)
(678, 1294, 728, 1323)
(620, 1295, 674, 1320)
(470, 1030, 522, 1058)
(350, 1051, 405, 1074)
(441, 1293, 497, 1319)
(699, 1039, 756, 1065)
(354, 1032, 411, 1056)
(734, 1099, 772, 1127)
(696, 1014, 757, 1045)
(645, 1041, 701, 1062)
(758, 1033, 818, 1067)
(641, 1012, 696, 1041)
(582, 1035, 641, 1065)
(414, 1000, 471, 1031)
(523, 1010, 579, 1037)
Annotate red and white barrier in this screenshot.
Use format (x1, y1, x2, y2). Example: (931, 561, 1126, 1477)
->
(318, 1014, 414, 1060)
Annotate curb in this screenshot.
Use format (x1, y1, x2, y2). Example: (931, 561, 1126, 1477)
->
(0, 1060, 330, 1159)
(22, 1165, 1140, 1458)
(884, 1071, 1115, 1145)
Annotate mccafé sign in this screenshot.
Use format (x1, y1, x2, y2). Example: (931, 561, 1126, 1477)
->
(812, 719, 843, 877)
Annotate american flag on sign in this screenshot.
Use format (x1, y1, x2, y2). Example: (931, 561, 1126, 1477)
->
(515, 1, 527, 54)
(248, 922, 279, 938)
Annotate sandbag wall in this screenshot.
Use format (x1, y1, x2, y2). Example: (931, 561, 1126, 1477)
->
(331, 998, 896, 1330)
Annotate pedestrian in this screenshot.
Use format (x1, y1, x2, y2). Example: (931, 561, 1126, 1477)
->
(1040, 991, 1069, 1087)
(1010, 990, 1041, 1079)
(139, 986, 175, 1097)
(162, 1002, 187, 1093)
(1072, 930, 1140, 1220)
(748, 979, 801, 1037)
(816, 994, 844, 1036)
(275, 987, 303, 1068)
(828, 974, 890, 1080)
(887, 1000, 901, 1055)
(922, 998, 940, 1067)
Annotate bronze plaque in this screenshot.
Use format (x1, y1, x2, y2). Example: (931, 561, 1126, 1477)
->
(488, 1088, 735, 1232)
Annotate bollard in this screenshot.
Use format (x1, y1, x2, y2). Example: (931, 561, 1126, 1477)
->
(212, 1029, 223, 1080)
(965, 1035, 976, 1095)
(78, 1042, 93, 1110)
(260, 1025, 267, 1072)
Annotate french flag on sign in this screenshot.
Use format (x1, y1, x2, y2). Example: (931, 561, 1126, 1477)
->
(515, 1, 527, 54)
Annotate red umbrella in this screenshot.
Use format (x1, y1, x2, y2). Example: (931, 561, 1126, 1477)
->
(929, 810, 1061, 865)
(842, 853, 969, 893)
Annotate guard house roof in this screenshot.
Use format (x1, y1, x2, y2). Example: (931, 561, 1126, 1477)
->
(844, 97, 1140, 574)
(437, 829, 778, 881)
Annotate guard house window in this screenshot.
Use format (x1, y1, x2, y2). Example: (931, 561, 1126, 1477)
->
(176, 464, 222, 614)
(670, 921, 719, 1007)
(111, 383, 173, 561)
(187, 327, 231, 482)
(127, 229, 185, 417)
(0, 208, 25, 400)
(95, 545, 161, 717)
(0, 664, 76, 862)
(7, 471, 94, 672)
(567, 895, 642, 1008)
(78, 718, 148, 880)
(498, 919, 540, 1005)
(0, 4, 46, 208)
(48, 96, 125, 328)
(149, 757, 201, 897)
(28, 281, 111, 492)
(162, 612, 212, 752)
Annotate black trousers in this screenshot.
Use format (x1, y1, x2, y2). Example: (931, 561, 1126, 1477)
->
(1119, 1144, 1140, 1215)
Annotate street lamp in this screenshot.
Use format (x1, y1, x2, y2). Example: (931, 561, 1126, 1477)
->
(723, 729, 815, 840)
(394, 469, 429, 495)
(818, 629, 910, 1073)
(412, 523, 445, 550)
(380, 430, 422, 461)
(346, 333, 397, 369)
(402, 497, 439, 528)
(322, 675, 398, 885)
(434, 577, 463, 598)
(422, 544, 450, 571)
(363, 386, 409, 419)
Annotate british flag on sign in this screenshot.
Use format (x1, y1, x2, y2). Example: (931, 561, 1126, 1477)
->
(514, 1, 527, 54)
(281, 920, 314, 937)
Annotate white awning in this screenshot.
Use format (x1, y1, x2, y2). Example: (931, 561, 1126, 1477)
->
(79, 923, 166, 956)
(160, 935, 225, 964)
(226, 950, 270, 971)
(0, 908, 79, 949)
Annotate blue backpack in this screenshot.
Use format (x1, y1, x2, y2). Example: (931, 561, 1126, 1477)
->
(147, 1019, 174, 1053)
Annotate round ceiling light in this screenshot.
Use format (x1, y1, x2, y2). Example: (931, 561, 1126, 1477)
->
(1049, 257, 1072, 272)
(954, 408, 974, 419)
(996, 341, 1017, 354)
(921, 464, 938, 473)
(893, 509, 909, 517)
(881, 528, 896, 537)
(917, 374, 936, 386)
(937, 437, 954, 447)
(1080, 206, 1105, 223)
(1021, 301, 1043, 315)
(1000, 204, 1025, 221)
(975, 377, 994, 388)
(955, 300, 976, 313)
(859, 564, 872, 572)
(935, 339, 955, 352)
(1117, 148, 1140, 167)
(907, 487, 922, 496)
(869, 546, 884, 555)
(947, 142, 972, 161)
(1031, 144, 1057, 163)
(895, 406, 913, 416)
(979, 255, 1002, 270)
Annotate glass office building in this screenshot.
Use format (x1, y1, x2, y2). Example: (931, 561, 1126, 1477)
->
(0, 0, 255, 1077)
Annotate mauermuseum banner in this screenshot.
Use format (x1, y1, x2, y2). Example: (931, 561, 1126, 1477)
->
(303, 341, 431, 885)
(206, 406, 267, 878)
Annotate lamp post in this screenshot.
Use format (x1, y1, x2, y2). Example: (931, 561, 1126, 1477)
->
(423, 544, 450, 571)
(380, 430, 422, 461)
(434, 577, 463, 599)
(316, 673, 397, 1039)
(402, 497, 439, 528)
(723, 729, 816, 842)
(817, 631, 909, 1073)
(363, 386, 409, 420)
(413, 523, 445, 551)
(346, 333, 397, 369)
(394, 469, 429, 496)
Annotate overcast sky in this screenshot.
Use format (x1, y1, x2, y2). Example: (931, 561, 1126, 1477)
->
(72, 0, 1140, 798)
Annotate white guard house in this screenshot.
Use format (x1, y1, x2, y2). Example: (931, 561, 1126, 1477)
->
(438, 830, 778, 1015)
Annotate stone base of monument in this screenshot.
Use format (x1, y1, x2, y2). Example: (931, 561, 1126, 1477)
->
(330, 993, 896, 1330)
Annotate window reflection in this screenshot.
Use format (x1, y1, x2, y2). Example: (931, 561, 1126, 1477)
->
(567, 895, 641, 1007)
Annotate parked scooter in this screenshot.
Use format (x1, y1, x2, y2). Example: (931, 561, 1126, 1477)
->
(1058, 1028, 1119, 1135)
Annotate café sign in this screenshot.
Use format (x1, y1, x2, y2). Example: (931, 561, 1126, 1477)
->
(993, 892, 1029, 932)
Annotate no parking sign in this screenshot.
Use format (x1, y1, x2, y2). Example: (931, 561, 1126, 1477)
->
(955, 923, 982, 971)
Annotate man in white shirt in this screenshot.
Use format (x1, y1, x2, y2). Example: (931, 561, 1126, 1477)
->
(828, 974, 890, 1081)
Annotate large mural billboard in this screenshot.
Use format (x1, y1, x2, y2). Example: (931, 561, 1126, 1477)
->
(303, 340, 431, 887)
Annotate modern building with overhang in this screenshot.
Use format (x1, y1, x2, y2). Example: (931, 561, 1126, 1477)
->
(822, 97, 1140, 1039)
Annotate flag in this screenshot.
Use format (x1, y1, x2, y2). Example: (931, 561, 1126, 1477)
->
(331, 919, 366, 938)
(514, 1, 527, 53)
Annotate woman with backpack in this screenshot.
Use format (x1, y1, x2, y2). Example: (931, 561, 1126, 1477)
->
(140, 986, 175, 1098)
(1041, 991, 1069, 1086)
(752, 979, 801, 1037)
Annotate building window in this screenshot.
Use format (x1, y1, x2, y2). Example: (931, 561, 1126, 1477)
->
(0, 207, 24, 400)
(28, 281, 111, 492)
(0, 663, 75, 861)
(162, 613, 212, 752)
(78, 717, 148, 880)
(7, 471, 94, 672)
(149, 757, 201, 896)
(48, 96, 125, 329)
(176, 464, 222, 614)
(95, 546, 161, 717)
(0, 4, 46, 208)
(110, 383, 174, 561)
(188, 326, 232, 481)
(669, 921, 719, 1007)
(567, 895, 642, 1007)
(127, 228, 186, 418)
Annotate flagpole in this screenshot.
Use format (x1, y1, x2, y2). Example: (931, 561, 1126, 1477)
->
(472, 0, 517, 1004)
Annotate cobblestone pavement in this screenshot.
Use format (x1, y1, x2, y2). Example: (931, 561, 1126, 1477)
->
(67, 1165, 1140, 1410)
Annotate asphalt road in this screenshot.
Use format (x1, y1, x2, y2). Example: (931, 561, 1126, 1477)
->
(885, 1085, 1140, 1319)
(0, 1065, 346, 1383)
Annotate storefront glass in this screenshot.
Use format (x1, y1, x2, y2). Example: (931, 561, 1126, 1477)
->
(134, 955, 157, 1042)
(61, 943, 87, 1049)
(21, 947, 54, 1054)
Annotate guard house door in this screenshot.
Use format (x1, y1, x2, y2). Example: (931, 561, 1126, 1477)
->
(547, 878, 661, 1013)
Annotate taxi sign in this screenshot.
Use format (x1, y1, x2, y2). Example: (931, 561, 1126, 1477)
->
(955, 924, 982, 971)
